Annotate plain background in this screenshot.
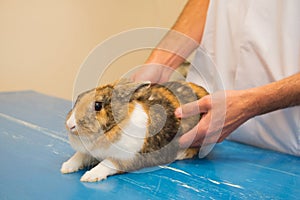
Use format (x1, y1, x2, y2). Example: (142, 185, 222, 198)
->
(0, 0, 187, 100)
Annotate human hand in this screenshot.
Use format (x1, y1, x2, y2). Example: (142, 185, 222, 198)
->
(175, 90, 255, 148)
(131, 64, 175, 83)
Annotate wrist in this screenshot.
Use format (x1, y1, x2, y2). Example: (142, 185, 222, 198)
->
(234, 89, 262, 121)
(244, 85, 279, 118)
(145, 49, 184, 70)
(243, 88, 263, 118)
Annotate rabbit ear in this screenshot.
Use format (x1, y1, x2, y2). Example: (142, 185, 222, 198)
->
(112, 79, 151, 102)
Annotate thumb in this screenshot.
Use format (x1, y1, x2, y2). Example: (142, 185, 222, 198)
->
(175, 96, 210, 118)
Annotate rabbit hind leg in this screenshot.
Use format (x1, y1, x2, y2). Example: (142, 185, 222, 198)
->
(176, 148, 199, 160)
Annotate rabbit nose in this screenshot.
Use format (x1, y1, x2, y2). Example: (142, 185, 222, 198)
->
(66, 112, 77, 131)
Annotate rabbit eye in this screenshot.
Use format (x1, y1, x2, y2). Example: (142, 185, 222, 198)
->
(94, 101, 103, 111)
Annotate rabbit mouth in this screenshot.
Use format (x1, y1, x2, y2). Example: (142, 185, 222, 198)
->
(69, 126, 79, 135)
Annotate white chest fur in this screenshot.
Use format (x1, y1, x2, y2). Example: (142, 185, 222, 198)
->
(71, 103, 148, 161)
(94, 103, 148, 160)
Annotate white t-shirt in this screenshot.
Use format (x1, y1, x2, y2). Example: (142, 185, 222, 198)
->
(187, 0, 300, 156)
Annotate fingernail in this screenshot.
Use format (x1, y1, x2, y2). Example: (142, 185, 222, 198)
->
(175, 108, 182, 118)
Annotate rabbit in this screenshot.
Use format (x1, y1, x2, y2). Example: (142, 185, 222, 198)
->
(60, 79, 208, 182)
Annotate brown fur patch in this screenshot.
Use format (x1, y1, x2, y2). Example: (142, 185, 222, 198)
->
(187, 82, 209, 98)
(103, 102, 134, 144)
(183, 148, 199, 159)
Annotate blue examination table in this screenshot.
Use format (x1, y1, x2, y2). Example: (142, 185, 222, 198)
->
(0, 91, 299, 199)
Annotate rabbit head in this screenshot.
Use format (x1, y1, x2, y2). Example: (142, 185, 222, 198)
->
(65, 79, 151, 136)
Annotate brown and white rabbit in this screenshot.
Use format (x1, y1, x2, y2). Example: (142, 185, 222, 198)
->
(60, 79, 208, 182)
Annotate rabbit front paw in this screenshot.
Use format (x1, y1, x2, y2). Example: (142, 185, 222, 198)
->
(80, 160, 117, 182)
(60, 160, 82, 174)
(80, 169, 108, 182)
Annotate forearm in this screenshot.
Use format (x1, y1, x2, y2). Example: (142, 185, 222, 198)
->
(247, 73, 300, 118)
(146, 0, 210, 69)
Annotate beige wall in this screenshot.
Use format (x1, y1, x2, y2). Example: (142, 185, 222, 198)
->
(0, 0, 187, 100)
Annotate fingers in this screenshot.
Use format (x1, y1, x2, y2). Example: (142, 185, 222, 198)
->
(179, 125, 201, 148)
(179, 114, 209, 148)
(179, 125, 222, 148)
(179, 112, 224, 148)
(175, 95, 211, 118)
(131, 64, 175, 83)
(131, 72, 158, 83)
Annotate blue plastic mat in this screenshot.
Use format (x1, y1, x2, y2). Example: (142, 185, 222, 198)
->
(0, 91, 299, 199)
